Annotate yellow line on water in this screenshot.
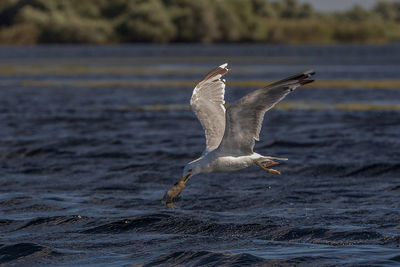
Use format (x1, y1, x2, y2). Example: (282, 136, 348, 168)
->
(277, 101, 400, 111)
(314, 80, 400, 89)
(18, 79, 400, 89)
(0, 56, 301, 66)
(0, 62, 302, 75)
(0, 66, 208, 75)
(94, 102, 400, 112)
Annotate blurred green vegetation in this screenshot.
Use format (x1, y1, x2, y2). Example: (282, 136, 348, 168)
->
(1, 0, 400, 44)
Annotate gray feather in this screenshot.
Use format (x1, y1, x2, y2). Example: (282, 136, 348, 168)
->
(218, 70, 315, 155)
(191, 63, 230, 153)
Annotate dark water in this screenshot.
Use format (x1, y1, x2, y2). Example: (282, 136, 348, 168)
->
(0, 45, 399, 266)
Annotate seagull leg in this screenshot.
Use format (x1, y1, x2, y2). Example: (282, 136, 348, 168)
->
(162, 175, 191, 208)
(255, 160, 281, 175)
(261, 160, 279, 168)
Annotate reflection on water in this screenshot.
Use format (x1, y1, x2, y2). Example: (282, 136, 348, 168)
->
(0, 45, 399, 266)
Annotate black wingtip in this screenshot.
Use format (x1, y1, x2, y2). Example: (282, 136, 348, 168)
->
(304, 69, 316, 77)
(302, 70, 315, 85)
(267, 69, 316, 88)
(199, 63, 230, 84)
(300, 79, 314, 85)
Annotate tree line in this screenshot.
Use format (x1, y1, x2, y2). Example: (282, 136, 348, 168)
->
(1, 0, 400, 44)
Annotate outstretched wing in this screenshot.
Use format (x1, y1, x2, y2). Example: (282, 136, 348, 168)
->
(190, 63, 230, 154)
(218, 70, 315, 155)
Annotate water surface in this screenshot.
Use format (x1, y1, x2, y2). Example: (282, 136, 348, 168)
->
(0, 44, 399, 266)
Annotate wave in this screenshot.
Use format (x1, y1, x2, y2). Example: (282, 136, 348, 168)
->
(136, 251, 271, 267)
(285, 163, 400, 178)
(15, 215, 87, 231)
(138, 150, 196, 160)
(275, 228, 384, 245)
(1, 147, 59, 159)
(82, 214, 169, 234)
(389, 255, 400, 262)
(84, 151, 132, 159)
(0, 243, 62, 264)
(343, 163, 400, 178)
(80, 213, 397, 246)
(262, 140, 326, 148)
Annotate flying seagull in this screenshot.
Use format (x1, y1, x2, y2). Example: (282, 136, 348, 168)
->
(163, 63, 315, 207)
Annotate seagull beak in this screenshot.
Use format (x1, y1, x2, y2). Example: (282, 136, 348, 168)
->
(183, 173, 191, 183)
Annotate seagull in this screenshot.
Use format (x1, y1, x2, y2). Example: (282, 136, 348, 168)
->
(163, 63, 315, 207)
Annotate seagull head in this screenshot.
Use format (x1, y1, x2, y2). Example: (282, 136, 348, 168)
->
(182, 159, 203, 181)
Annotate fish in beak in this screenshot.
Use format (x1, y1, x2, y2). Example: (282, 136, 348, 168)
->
(162, 173, 191, 208)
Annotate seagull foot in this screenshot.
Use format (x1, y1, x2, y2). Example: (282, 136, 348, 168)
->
(162, 178, 186, 208)
(255, 160, 282, 175)
(261, 161, 278, 168)
(266, 168, 281, 175)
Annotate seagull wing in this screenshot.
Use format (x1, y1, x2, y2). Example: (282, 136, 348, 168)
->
(190, 63, 230, 154)
(218, 70, 315, 155)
